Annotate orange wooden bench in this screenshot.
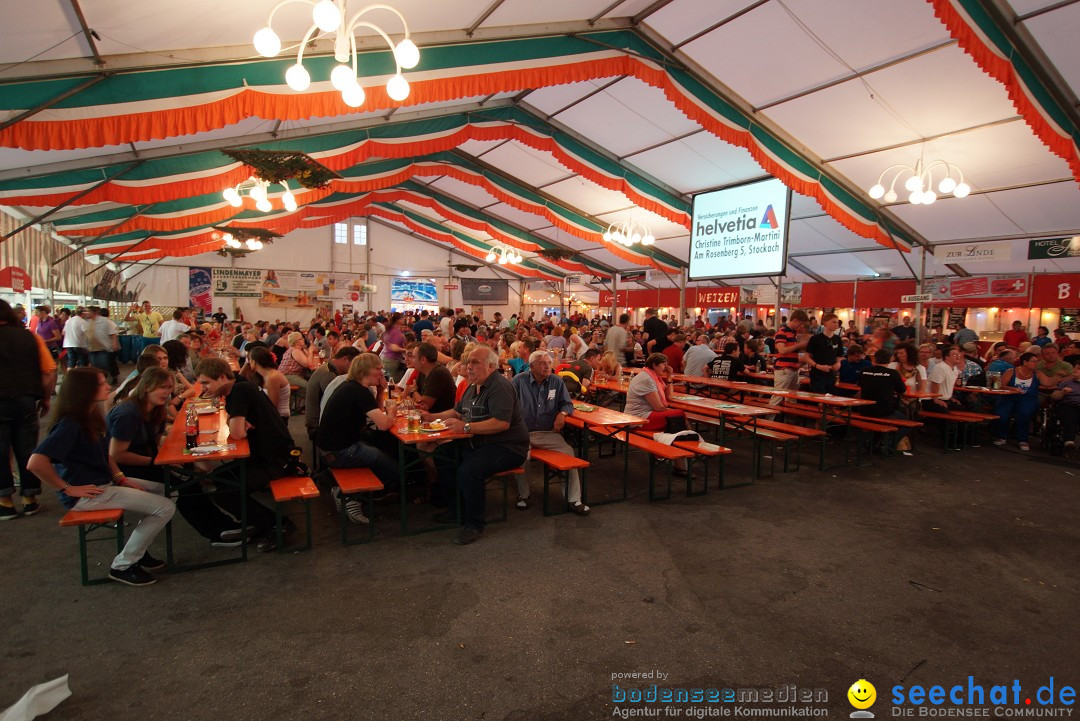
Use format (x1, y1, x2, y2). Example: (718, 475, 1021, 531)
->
(288, 384, 303, 416)
(487, 467, 525, 523)
(528, 448, 590, 516)
(330, 467, 384, 545)
(269, 476, 320, 553)
(59, 508, 125, 585)
(671, 438, 732, 494)
(616, 431, 693, 501)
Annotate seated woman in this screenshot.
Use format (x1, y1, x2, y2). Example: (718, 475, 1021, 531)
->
(506, 339, 532, 376)
(246, 346, 291, 424)
(277, 331, 316, 394)
(108, 367, 250, 546)
(993, 352, 1041, 451)
(163, 340, 197, 401)
(27, 367, 175, 587)
(316, 353, 399, 524)
(111, 348, 169, 408)
(624, 353, 689, 474)
(887, 342, 927, 393)
(598, 350, 622, 379)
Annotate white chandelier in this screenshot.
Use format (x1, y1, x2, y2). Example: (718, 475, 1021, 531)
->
(253, 1, 420, 109)
(603, 219, 655, 246)
(222, 233, 265, 252)
(222, 176, 298, 213)
(485, 245, 523, 265)
(869, 159, 971, 206)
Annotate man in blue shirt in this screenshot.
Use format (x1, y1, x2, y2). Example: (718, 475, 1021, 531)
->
(511, 351, 589, 516)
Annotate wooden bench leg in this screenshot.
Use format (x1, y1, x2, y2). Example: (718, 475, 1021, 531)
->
(76, 519, 125, 586)
(274, 500, 313, 553)
(686, 456, 707, 497)
(542, 466, 573, 516)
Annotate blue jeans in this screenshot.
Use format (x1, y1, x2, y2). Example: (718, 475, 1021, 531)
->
(89, 350, 111, 375)
(328, 440, 399, 488)
(438, 442, 528, 531)
(995, 395, 1040, 442)
(65, 347, 88, 369)
(0, 396, 40, 496)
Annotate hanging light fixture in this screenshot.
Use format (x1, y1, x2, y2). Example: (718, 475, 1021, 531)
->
(484, 245, 523, 265)
(868, 159, 971, 206)
(602, 219, 655, 246)
(253, 0, 420, 109)
(222, 176, 298, 213)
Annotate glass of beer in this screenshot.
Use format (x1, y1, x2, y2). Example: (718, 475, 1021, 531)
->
(407, 410, 422, 433)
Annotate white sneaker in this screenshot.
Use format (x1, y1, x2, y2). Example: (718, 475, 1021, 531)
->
(344, 499, 369, 524)
(992, 439, 1006, 446)
(1019, 442, 1030, 451)
(330, 487, 343, 513)
(1065, 440, 1075, 450)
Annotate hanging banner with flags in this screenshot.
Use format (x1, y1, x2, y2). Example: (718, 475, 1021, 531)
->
(188, 267, 212, 314)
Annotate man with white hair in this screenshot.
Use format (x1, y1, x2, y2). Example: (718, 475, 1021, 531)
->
(422, 345, 530, 545)
(512, 351, 589, 515)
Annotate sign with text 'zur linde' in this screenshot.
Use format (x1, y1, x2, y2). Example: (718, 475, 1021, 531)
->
(689, 178, 791, 281)
(933, 241, 1012, 264)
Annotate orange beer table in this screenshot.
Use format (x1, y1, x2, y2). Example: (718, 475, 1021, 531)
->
(155, 402, 250, 571)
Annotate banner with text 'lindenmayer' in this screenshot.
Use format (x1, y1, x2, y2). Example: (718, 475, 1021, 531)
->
(689, 177, 791, 281)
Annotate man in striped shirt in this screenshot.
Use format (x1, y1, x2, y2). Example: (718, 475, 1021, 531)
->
(771, 309, 811, 405)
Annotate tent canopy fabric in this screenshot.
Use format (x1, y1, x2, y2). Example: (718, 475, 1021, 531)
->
(0, 0, 1077, 285)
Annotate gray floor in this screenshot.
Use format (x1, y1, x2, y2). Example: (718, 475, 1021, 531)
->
(3, 416, 1079, 721)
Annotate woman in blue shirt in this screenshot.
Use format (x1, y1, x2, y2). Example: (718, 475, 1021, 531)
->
(993, 352, 1041, 451)
(28, 367, 175, 587)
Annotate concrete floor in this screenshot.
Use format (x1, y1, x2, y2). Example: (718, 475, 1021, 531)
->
(3, 415, 1079, 721)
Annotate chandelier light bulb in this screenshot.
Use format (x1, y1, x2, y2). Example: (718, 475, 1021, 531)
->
(282, 190, 298, 212)
(394, 39, 420, 69)
(938, 177, 957, 194)
(253, 27, 281, 58)
(486, 252, 496, 262)
(285, 63, 311, 92)
(386, 74, 410, 102)
(223, 233, 234, 243)
(223, 187, 242, 207)
(246, 239, 257, 250)
(908, 190, 923, 205)
(312, 0, 342, 32)
(868, 183, 885, 200)
(883, 190, 898, 203)
(341, 82, 365, 108)
(631, 232, 641, 244)
(953, 182, 971, 198)
(330, 63, 355, 91)
(249, 183, 267, 202)
(904, 175, 922, 193)
(499, 254, 508, 265)
(602, 231, 612, 242)
(922, 190, 937, 205)
(643, 235, 655, 246)
(255, 198, 272, 213)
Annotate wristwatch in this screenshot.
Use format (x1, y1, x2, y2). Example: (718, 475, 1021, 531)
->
(464, 422, 472, 433)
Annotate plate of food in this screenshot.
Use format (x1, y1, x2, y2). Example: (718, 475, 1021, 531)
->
(573, 403, 597, 413)
(419, 420, 447, 433)
(195, 406, 218, 415)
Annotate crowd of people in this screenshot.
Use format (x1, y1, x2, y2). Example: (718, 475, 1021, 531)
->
(3, 297, 1079, 585)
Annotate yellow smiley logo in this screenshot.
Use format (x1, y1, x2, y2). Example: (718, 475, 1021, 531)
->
(848, 679, 877, 710)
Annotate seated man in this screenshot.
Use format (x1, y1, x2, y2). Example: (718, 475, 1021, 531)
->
(925, 345, 964, 411)
(1036, 344, 1073, 388)
(305, 346, 361, 441)
(560, 348, 599, 397)
(423, 346, 530, 545)
(317, 353, 399, 524)
(708, 342, 744, 381)
(512, 351, 589, 516)
(1051, 364, 1080, 449)
(194, 358, 296, 552)
(838, 345, 872, 384)
(857, 349, 913, 454)
(411, 342, 456, 413)
(682, 334, 717, 378)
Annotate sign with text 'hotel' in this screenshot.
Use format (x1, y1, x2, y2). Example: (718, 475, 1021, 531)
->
(1029, 237, 1080, 260)
(933, 241, 1012, 264)
(689, 178, 791, 281)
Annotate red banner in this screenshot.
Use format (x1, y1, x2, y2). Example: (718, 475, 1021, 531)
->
(0, 266, 31, 293)
(1032, 274, 1080, 307)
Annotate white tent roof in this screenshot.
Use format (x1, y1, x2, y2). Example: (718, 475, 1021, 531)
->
(0, 0, 1078, 286)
